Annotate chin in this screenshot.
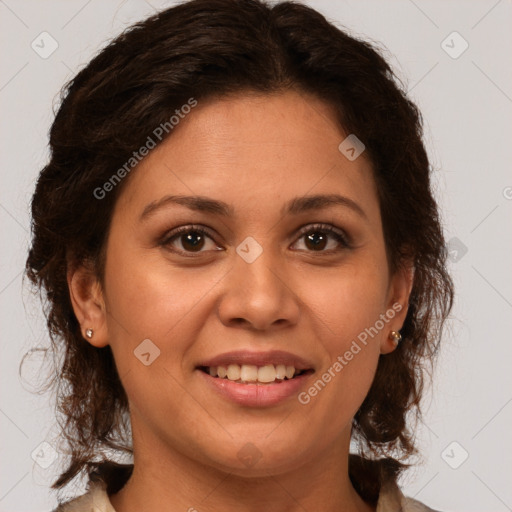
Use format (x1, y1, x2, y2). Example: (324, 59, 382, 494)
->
(198, 434, 313, 478)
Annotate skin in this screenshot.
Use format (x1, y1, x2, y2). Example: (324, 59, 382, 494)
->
(68, 89, 413, 512)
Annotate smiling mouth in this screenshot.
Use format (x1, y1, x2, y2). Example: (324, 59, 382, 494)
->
(198, 364, 314, 385)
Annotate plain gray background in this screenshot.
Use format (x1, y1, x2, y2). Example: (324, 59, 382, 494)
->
(1, 1, 511, 511)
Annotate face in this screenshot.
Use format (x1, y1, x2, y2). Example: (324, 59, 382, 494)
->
(70, 90, 411, 477)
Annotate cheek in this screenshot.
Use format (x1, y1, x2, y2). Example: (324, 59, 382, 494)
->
(103, 248, 220, 340)
(304, 258, 389, 343)
(102, 245, 231, 389)
(101, 253, 220, 425)
(299, 260, 388, 403)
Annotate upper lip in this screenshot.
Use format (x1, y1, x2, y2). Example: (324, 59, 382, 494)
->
(198, 350, 315, 371)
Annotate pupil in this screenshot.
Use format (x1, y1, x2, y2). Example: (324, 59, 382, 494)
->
(306, 232, 327, 251)
(182, 232, 204, 251)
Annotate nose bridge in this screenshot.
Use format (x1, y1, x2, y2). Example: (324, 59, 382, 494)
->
(218, 238, 300, 329)
(241, 253, 283, 297)
(236, 238, 288, 303)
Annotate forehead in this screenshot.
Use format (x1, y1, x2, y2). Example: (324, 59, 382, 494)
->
(114, 90, 379, 223)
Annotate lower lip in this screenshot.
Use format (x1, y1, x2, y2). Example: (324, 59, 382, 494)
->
(197, 370, 313, 407)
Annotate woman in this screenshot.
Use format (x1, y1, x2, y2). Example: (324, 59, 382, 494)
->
(25, 0, 454, 510)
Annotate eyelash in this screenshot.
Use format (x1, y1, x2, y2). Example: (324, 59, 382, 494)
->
(159, 223, 352, 257)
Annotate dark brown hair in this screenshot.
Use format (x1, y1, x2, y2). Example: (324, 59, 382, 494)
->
(25, 0, 454, 503)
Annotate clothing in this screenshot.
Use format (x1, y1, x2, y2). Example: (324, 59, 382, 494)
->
(54, 472, 440, 512)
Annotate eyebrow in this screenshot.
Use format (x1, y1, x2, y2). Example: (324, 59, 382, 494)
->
(139, 193, 367, 221)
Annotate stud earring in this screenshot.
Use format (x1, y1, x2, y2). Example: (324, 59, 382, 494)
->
(85, 328, 94, 339)
(390, 330, 402, 346)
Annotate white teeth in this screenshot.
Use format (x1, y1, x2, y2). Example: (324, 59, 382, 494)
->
(206, 363, 303, 383)
(257, 364, 276, 383)
(240, 364, 258, 382)
(275, 364, 287, 380)
(227, 364, 240, 381)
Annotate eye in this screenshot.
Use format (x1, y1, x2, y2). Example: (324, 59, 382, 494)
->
(160, 225, 222, 256)
(291, 223, 351, 253)
(160, 222, 351, 257)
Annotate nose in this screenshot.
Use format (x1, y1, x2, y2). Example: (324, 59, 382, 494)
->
(217, 250, 301, 331)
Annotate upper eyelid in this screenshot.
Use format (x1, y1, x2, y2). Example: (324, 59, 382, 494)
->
(295, 222, 347, 237)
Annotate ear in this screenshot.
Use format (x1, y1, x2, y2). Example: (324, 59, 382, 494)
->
(67, 261, 109, 348)
(380, 259, 415, 355)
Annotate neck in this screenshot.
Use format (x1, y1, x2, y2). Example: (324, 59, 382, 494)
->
(109, 419, 375, 512)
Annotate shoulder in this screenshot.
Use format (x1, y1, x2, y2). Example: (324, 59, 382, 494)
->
(52, 461, 132, 512)
(403, 496, 442, 512)
(378, 479, 442, 512)
(52, 480, 116, 512)
(349, 455, 443, 512)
